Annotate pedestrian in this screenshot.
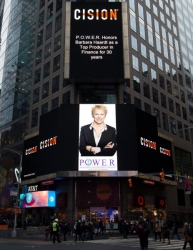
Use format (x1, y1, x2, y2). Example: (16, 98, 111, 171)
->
(171, 221, 180, 240)
(44, 226, 50, 241)
(109, 220, 114, 233)
(137, 216, 150, 250)
(162, 221, 171, 244)
(74, 221, 78, 242)
(182, 223, 193, 250)
(49, 222, 53, 240)
(52, 218, 60, 243)
(154, 221, 161, 241)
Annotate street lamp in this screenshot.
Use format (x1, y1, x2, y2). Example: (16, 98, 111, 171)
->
(1, 148, 22, 237)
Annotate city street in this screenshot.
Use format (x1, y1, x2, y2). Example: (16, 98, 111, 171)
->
(0, 236, 186, 250)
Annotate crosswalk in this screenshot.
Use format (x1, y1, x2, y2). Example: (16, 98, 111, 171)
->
(86, 237, 185, 249)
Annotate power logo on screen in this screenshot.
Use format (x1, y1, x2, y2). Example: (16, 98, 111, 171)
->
(74, 9, 119, 20)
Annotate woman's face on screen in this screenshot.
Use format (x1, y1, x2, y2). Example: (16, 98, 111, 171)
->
(93, 108, 106, 124)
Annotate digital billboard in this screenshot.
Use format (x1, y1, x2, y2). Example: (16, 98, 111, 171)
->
(79, 104, 117, 171)
(20, 191, 56, 208)
(69, 2, 124, 81)
(21, 105, 173, 179)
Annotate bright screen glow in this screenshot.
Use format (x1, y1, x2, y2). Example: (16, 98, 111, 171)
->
(79, 104, 117, 171)
(20, 191, 56, 208)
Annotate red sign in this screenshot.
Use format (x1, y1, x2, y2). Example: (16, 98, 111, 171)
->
(41, 180, 54, 186)
(155, 196, 166, 208)
(143, 180, 155, 185)
(134, 194, 145, 207)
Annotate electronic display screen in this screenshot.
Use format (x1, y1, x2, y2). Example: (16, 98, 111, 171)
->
(79, 104, 117, 171)
(70, 2, 124, 81)
(20, 191, 56, 208)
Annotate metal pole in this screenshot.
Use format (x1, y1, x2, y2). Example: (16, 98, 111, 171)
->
(12, 154, 22, 237)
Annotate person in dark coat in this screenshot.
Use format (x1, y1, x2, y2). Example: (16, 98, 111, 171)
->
(137, 216, 150, 250)
(162, 221, 171, 244)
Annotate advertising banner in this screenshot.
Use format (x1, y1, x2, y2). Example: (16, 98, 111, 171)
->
(70, 2, 124, 81)
(20, 191, 56, 208)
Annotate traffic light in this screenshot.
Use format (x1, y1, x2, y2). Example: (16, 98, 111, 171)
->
(127, 178, 132, 187)
(159, 172, 165, 182)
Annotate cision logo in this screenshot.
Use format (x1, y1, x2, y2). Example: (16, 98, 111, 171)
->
(74, 8, 119, 21)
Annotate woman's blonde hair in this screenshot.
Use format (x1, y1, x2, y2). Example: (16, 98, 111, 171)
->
(91, 105, 108, 116)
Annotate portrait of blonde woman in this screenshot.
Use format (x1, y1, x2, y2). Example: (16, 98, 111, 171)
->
(79, 104, 117, 157)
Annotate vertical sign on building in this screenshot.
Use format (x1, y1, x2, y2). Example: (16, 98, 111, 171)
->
(70, 2, 124, 81)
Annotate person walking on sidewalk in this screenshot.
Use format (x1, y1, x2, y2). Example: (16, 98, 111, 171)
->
(181, 223, 193, 250)
(137, 216, 150, 250)
(171, 221, 180, 240)
(52, 218, 60, 243)
(154, 221, 161, 241)
(162, 221, 171, 244)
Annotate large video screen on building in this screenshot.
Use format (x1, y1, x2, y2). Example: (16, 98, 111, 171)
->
(79, 104, 117, 171)
(70, 2, 124, 81)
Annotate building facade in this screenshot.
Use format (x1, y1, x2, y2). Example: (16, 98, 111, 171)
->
(0, 0, 193, 226)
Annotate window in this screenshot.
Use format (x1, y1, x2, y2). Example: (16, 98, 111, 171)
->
(47, 3, 53, 20)
(129, 0, 135, 11)
(154, 108, 161, 127)
(37, 30, 43, 47)
(161, 26, 166, 40)
(153, 5, 158, 16)
(180, 90, 185, 103)
(149, 50, 155, 64)
(166, 19, 171, 30)
(123, 91, 131, 104)
(43, 61, 50, 78)
(161, 93, 167, 108)
(148, 30, 154, 46)
(145, 103, 151, 114)
(133, 75, 140, 93)
(176, 102, 181, 117)
(154, 19, 159, 34)
(63, 91, 70, 104)
(145, 0, 151, 8)
(159, 74, 165, 89)
(174, 85, 179, 99)
(151, 68, 157, 83)
(36, 50, 42, 65)
(143, 82, 150, 99)
(53, 54, 60, 72)
(168, 33, 173, 47)
(56, 0, 62, 12)
(41, 103, 48, 115)
(146, 12, 152, 27)
(142, 62, 148, 78)
(130, 14, 136, 32)
(185, 74, 191, 88)
(44, 43, 51, 58)
(182, 107, 187, 120)
(134, 97, 141, 109)
(177, 121, 183, 138)
(163, 43, 168, 59)
(141, 43, 147, 58)
(42, 82, 49, 99)
(40, 0, 45, 9)
(165, 63, 170, 76)
(170, 117, 176, 134)
(160, 12, 165, 23)
(46, 22, 52, 40)
(184, 125, 190, 141)
(31, 108, 38, 128)
(162, 112, 169, 131)
(38, 11, 44, 28)
(51, 97, 59, 110)
(170, 49, 175, 65)
(33, 87, 40, 104)
(165, 5, 170, 16)
(152, 87, 159, 103)
(131, 36, 138, 51)
(34, 68, 41, 84)
(55, 13, 62, 33)
(132, 55, 139, 71)
(157, 57, 163, 70)
(156, 36, 161, 53)
(167, 80, 172, 94)
(168, 98, 174, 112)
(54, 35, 61, 51)
(138, 3, 144, 19)
(139, 22, 145, 39)
(172, 68, 177, 82)
(52, 75, 60, 93)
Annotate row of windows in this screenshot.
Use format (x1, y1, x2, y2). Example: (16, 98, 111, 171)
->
(34, 54, 60, 83)
(40, 0, 62, 13)
(123, 90, 192, 142)
(31, 91, 70, 128)
(37, 13, 62, 47)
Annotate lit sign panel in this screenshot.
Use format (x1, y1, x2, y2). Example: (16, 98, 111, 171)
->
(70, 2, 124, 81)
(160, 147, 171, 156)
(78, 104, 117, 171)
(20, 191, 56, 208)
